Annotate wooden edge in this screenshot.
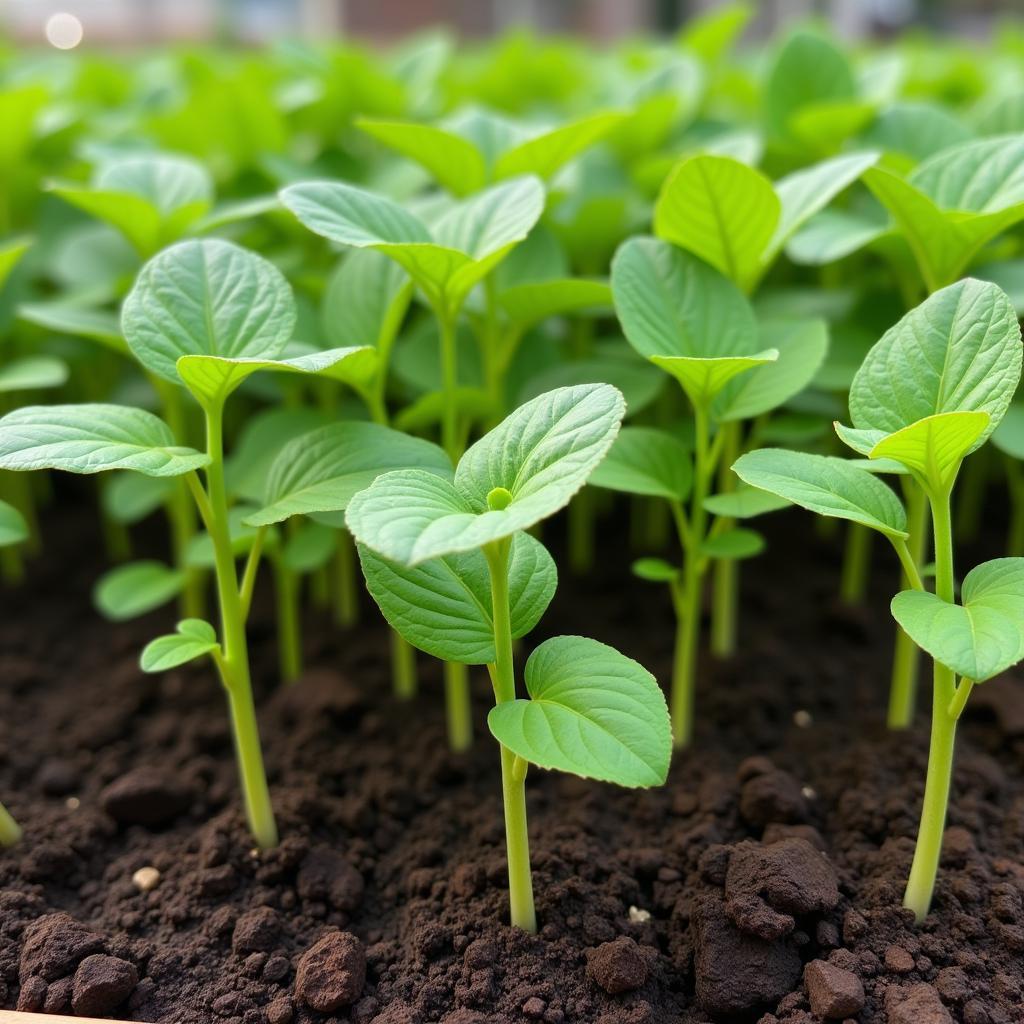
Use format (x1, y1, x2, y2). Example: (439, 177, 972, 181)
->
(0, 1012, 145, 1024)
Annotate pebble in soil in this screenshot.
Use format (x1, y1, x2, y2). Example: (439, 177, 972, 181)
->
(0, 503, 1022, 1022)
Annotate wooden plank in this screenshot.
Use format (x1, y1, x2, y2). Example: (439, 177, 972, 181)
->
(0, 1012, 146, 1024)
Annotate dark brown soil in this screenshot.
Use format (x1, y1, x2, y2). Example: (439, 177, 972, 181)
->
(1, 496, 1023, 1024)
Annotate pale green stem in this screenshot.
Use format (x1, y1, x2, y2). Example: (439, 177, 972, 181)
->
(903, 486, 958, 924)
(202, 406, 278, 850)
(0, 799, 21, 847)
(568, 488, 596, 575)
(439, 314, 460, 462)
(710, 421, 741, 657)
(273, 557, 302, 685)
(484, 537, 536, 933)
(840, 523, 873, 606)
(239, 526, 266, 621)
(390, 631, 418, 700)
(333, 530, 360, 629)
(888, 484, 928, 729)
(444, 660, 474, 752)
(947, 678, 974, 721)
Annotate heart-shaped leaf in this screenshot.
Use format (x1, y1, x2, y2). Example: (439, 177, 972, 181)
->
(0, 404, 209, 477)
(347, 384, 625, 565)
(732, 448, 908, 538)
(589, 426, 693, 501)
(122, 239, 297, 384)
(891, 557, 1024, 682)
(141, 618, 220, 673)
(93, 560, 185, 621)
(358, 532, 556, 664)
(246, 421, 451, 527)
(487, 635, 671, 787)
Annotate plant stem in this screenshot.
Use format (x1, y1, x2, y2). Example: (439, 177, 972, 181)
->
(840, 523, 873, 606)
(888, 483, 928, 729)
(0, 799, 21, 846)
(391, 630, 418, 699)
(333, 530, 360, 628)
(903, 486, 957, 923)
(0, 542, 23, 584)
(568, 488, 595, 575)
(202, 406, 278, 850)
(444, 660, 474, 752)
(273, 558, 302, 685)
(484, 537, 536, 934)
(710, 421, 741, 656)
(947, 678, 974, 721)
(671, 404, 711, 749)
(438, 314, 460, 462)
(1006, 457, 1024, 555)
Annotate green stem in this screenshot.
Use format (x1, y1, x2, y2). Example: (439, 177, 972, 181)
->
(334, 530, 360, 628)
(484, 537, 536, 934)
(273, 557, 302, 685)
(0, 544, 24, 585)
(840, 523, 873, 606)
(439, 314, 460, 462)
(202, 406, 278, 850)
(671, 406, 711, 749)
(710, 421, 741, 657)
(391, 630, 418, 700)
(0, 799, 21, 846)
(888, 483, 928, 729)
(568, 488, 596, 575)
(903, 486, 957, 924)
(1006, 458, 1024, 555)
(444, 660, 474, 752)
(947, 678, 974, 721)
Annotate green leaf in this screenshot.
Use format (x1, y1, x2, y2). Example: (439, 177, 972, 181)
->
(18, 302, 127, 354)
(992, 401, 1024, 461)
(703, 486, 790, 519)
(497, 278, 612, 331)
(651, 352, 779, 408)
(141, 618, 220, 673)
(842, 279, 1021, 463)
(715, 319, 828, 422)
(0, 236, 30, 290)
(281, 176, 545, 312)
(862, 102, 973, 164)
(175, 347, 376, 411)
(654, 154, 780, 291)
(679, 2, 752, 61)
(281, 521, 337, 574)
(356, 118, 487, 196)
(767, 151, 879, 262)
(487, 635, 671, 787)
(0, 404, 209, 477)
(0, 356, 69, 394)
(891, 557, 1024, 682)
(732, 448, 908, 538)
(347, 384, 625, 565)
(322, 249, 412, 352)
(611, 237, 761, 402)
(102, 473, 174, 525)
(94, 560, 185, 621)
(786, 206, 888, 266)
(589, 426, 692, 501)
(765, 31, 857, 146)
(701, 527, 764, 560)
(0, 499, 28, 547)
(869, 412, 990, 491)
(493, 111, 627, 181)
(121, 239, 297, 384)
(631, 557, 679, 583)
(358, 532, 556, 664)
(247, 421, 451, 527)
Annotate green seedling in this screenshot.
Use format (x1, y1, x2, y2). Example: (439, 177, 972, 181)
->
(610, 237, 827, 747)
(0, 497, 28, 845)
(346, 384, 671, 932)
(0, 238, 377, 849)
(735, 277, 1024, 922)
(281, 173, 545, 751)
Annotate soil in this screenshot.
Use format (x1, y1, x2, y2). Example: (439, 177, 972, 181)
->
(1, 492, 1023, 1024)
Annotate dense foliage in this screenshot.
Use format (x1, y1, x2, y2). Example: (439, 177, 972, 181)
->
(3, 6, 1024, 927)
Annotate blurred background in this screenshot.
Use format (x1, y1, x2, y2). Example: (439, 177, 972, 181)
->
(1, 0, 1019, 48)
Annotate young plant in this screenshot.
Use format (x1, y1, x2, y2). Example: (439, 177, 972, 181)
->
(0, 238, 376, 849)
(280, 173, 545, 751)
(345, 384, 671, 931)
(735, 278, 1024, 922)
(610, 237, 826, 747)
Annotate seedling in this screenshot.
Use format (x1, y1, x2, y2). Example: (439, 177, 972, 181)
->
(735, 278, 1024, 921)
(346, 384, 671, 931)
(280, 173, 545, 751)
(0, 238, 377, 849)
(609, 236, 827, 746)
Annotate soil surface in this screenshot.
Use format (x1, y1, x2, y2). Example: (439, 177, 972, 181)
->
(1, 493, 1023, 1024)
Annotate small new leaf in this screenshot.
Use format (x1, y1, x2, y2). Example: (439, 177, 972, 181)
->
(141, 619, 221, 673)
